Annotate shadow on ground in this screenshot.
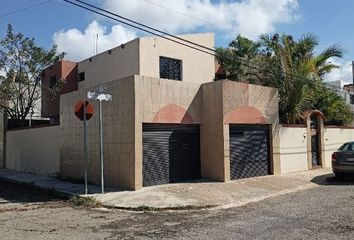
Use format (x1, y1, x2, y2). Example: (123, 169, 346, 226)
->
(0, 179, 67, 204)
(311, 173, 354, 186)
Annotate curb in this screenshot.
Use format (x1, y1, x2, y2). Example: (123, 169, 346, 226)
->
(0, 175, 73, 199)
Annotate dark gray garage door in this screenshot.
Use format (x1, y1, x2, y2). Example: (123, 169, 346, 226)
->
(143, 124, 201, 187)
(229, 124, 270, 179)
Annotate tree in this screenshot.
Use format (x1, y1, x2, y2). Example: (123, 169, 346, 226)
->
(0, 24, 65, 121)
(313, 85, 353, 125)
(216, 35, 262, 84)
(216, 33, 353, 125)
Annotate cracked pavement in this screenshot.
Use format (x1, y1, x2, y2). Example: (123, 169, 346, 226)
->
(1, 174, 354, 239)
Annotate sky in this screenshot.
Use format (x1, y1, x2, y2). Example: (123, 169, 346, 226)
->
(1, 0, 354, 84)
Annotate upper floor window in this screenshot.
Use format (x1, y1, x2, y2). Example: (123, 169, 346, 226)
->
(159, 56, 182, 81)
(79, 72, 85, 82)
(49, 75, 57, 89)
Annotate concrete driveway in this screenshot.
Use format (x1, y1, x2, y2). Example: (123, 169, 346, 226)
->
(0, 168, 333, 209)
(95, 169, 332, 209)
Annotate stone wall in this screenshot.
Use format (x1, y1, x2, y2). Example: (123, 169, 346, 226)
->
(200, 81, 280, 181)
(134, 76, 203, 189)
(200, 81, 226, 181)
(59, 78, 280, 190)
(60, 76, 136, 189)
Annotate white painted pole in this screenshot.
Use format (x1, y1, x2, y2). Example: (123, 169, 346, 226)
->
(99, 100, 104, 194)
(83, 102, 88, 195)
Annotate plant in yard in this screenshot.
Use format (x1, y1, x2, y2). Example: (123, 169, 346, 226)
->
(216, 33, 352, 125)
(0, 24, 65, 123)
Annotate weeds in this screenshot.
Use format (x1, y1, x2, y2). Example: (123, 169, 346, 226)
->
(69, 196, 102, 208)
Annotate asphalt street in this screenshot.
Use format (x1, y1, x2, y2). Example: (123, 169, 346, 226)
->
(1, 174, 354, 239)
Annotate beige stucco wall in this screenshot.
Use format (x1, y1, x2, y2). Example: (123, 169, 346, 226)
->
(134, 76, 203, 189)
(6, 126, 61, 176)
(77, 39, 140, 89)
(60, 76, 136, 190)
(199, 81, 280, 181)
(77, 33, 215, 91)
(139, 33, 215, 84)
(324, 128, 354, 168)
(200, 81, 226, 181)
(61, 77, 281, 189)
(221, 81, 280, 176)
(279, 127, 308, 174)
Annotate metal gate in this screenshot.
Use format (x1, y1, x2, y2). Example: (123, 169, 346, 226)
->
(143, 124, 201, 187)
(229, 124, 270, 179)
(310, 114, 321, 167)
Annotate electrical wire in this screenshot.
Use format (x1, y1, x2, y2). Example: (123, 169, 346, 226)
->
(73, 0, 216, 53)
(0, 0, 53, 18)
(62, 0, 216, 56)
(141, 0, 215, 26)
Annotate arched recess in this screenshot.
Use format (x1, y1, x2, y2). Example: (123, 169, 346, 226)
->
(152, 104, 194, 124)
(305, 110, 325, 169)
(224, 106, 267, 124)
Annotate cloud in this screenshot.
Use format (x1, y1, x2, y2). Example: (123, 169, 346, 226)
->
(53, 0, 299, 61)
(53, 21, 137, 61)
(324, 58, 352, 85)
(102, 0, 299, 39)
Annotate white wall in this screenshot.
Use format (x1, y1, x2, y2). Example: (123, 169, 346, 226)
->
(6, 126, 61, 176)
(279, 127, 308, 174)
(324, 128, 354, 168)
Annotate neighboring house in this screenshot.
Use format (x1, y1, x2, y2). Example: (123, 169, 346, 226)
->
(325, 80, 354, 105)
(325, 80, 354, 118)
(38, 33, 280, 190)
(41, 60, 78, 124)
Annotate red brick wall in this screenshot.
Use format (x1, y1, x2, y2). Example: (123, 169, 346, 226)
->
(41, 61, 78, 118)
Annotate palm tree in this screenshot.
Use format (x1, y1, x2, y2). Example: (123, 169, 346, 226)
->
(259, 33, 345, 124)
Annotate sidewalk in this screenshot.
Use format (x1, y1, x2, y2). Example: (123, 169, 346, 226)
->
(0, 168, 332, 209)
(0, 169, 114, 195)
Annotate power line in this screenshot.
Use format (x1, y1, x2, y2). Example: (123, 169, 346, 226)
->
(0, 0, 53, 18)
(141, 0, 215, 26)
(73, 0, 216, 53)
(62, 0, 216, 56)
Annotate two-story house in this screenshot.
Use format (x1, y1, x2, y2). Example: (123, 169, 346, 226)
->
(42, 33, 279, 190)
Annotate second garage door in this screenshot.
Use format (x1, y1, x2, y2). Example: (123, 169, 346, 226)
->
(143, 124, 201, 187)
(229, 124, 271, 180)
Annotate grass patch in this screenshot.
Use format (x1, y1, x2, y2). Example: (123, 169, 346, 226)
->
(135, 205, 159, 212)
(69, 196, 102, 208)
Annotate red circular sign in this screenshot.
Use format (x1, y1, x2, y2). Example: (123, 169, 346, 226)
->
(74, 101, 94, 121)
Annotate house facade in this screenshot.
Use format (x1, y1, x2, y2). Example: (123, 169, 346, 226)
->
(4, 33, 349, 191)
(44, 33, 279, 190)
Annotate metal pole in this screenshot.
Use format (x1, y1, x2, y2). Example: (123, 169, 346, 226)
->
(99, 100, 104, 194)
(83, 102, 88, 195)
(29, 113, 32, 127)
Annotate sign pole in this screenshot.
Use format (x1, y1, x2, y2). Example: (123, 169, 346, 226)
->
(99, 100, 104, 194)
(87, 88, 111, 195)
(74, 100, 94, 195)
(83, 102, 88, 195)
